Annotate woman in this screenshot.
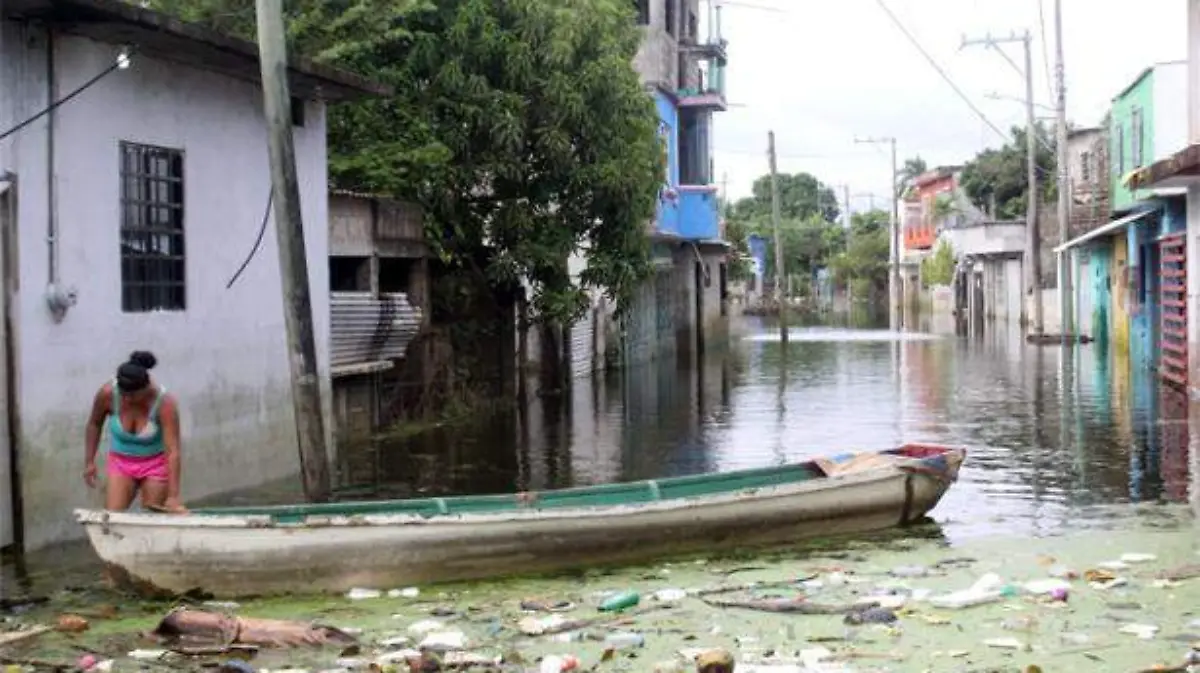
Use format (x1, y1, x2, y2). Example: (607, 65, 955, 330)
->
(83, 351, 186, 513)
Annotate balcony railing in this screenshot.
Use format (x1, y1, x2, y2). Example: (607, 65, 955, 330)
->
(905, 224, 937, 250)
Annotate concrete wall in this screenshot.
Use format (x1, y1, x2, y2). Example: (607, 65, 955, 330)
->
(632, 0, 702, 89)
(0, 25, 332, 548)
(1066, 130, 1102, 185)
(939, 221, 1024, 257)
(1155, 62, 1189, 164)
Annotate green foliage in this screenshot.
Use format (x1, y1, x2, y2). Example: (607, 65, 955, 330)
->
(744, 215, 845, 283)
(148, 0, 663, 324)
(920, 239, 955, 287)
(723, 215, 754, 282)
(897, 156, 928, 196)
(959, 124, 1056, 221)
(930, 193, 958, 223)
(729, 172, 840, 223)
(828, 209, 891, 298)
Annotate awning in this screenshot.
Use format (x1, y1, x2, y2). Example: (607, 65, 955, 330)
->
(1128, 144, 1200, 190)
(1052, 208, 1155, 255)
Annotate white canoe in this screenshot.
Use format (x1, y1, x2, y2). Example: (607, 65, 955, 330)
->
(75, 443, 965, 597)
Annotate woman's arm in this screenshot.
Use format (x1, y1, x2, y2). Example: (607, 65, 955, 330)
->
(160, 395, 183, 505)
(84, 386, 110, 485)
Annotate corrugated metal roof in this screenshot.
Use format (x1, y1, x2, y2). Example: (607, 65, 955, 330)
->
(330, 292, 423, 368)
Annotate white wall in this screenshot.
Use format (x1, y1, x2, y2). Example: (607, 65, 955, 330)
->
(1154, 62, 1189, 162)
(939, 222, 1025, 257)
(0, 24, 333, 548)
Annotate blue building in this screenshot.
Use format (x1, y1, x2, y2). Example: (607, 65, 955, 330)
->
(624, 0, 730, 365)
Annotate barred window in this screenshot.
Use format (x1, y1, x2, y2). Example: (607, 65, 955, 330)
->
(120, 142, 185, 312)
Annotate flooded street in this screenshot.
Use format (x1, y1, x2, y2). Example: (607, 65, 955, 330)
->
(7, 313, 1200, 672)
(350, 311, 1199, 544)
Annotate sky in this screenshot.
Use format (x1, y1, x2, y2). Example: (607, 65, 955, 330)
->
(712, 0, 1188, 215)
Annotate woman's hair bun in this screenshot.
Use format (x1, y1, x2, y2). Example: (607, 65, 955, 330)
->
(129, 350, 157, 370)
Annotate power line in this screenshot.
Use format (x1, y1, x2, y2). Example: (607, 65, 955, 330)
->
(0, 50, 133, 142)
(1036, 0, 1054, 100)
(871, 0, 1008, 142)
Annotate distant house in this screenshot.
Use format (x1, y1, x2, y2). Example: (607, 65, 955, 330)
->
(1065, 125, 1110, 237)
(0, 0, 387, 550)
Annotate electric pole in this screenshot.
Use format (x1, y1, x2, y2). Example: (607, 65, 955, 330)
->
(1054, 0, 1072, 339)
(843, 184, 852, 310)
(855, 135, 901, 329)
(962, 30, 1043, 336)
(768, 131, 788, 342)
(255, 0, 332, 501)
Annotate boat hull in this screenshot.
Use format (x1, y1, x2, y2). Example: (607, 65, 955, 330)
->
(77, 451, 961, 597)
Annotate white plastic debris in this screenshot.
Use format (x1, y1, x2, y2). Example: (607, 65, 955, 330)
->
(378, 635, 410, 647)
(928, 572, 1007, 609)
(1120, 553, 1158, 564)
(518, 614, 568, 636)
(799, 647, 833, 667)
(376, 649, 421, 663)
(406, 619, 445, 636)
(387, 587, 420, 598)
(419, 630, 467, 651)
(346, 588, 382, 600)
(127, 650, 167, 661)
(654, 588, 688, 602)
(202, 601, 241, 611)
(1097, 560, 1130, 571)
(983, 637, 1024, 650)
(1023, 578, 1072, 595)
(1119, 623, 1159, 639)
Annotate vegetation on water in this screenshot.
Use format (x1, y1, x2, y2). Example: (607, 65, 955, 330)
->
(6, 510, 1200, 672)
(147, 0, 664, 324)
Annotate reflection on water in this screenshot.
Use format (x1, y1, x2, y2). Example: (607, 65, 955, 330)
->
(346, 312, 1199, 543)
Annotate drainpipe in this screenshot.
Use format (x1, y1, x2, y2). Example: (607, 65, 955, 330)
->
(43, 28, 76, 322)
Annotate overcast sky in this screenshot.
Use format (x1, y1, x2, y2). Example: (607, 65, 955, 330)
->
(713, 0, 1187, 214)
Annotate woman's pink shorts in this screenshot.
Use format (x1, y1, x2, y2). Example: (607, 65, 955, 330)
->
(107, 451, 169, 482)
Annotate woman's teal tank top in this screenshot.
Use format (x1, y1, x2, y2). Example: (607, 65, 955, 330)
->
(108, 381, 166, 458)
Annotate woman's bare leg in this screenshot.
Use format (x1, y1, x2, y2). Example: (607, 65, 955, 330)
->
(140, 479, 169, 510)
(105, 473, 137, 511)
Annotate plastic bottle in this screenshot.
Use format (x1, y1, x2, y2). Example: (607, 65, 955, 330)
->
(604, 631, 645, 649)
(599, 591, 640, 612)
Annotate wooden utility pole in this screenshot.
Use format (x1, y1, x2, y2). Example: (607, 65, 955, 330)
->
(1022, 30, 1044, 336)
(962, 31, 1043, 335)
(843, 184, 852, 309)
(255, 0, 331, 501)
(854, 136, 900, 328)
(768, 131, 788, 342)
(1054, 0, 1072, 339)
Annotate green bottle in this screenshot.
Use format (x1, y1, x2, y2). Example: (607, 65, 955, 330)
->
(599, 591, 640, 612)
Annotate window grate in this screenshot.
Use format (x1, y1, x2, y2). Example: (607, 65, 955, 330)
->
(119, 142, 185, 312)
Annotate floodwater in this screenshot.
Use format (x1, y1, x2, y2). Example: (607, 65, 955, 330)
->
(5, 308, 1198, 595)
(341, 309, 1200, 545)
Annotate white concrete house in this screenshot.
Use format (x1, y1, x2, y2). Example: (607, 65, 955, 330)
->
(0, 0, 387, 550)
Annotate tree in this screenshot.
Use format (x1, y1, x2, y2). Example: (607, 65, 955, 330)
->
(920, 240, 955, 287)
(930, 193, 959, 225)
(745, 215, 844, 286)
(897, 156, 928, 196)
(829, 209, 891, 299)
(959, 124, 1056, 221)
(149, 0, 664, 324)
(729, 172, 839, 223)
(723, 214, 753, 282)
